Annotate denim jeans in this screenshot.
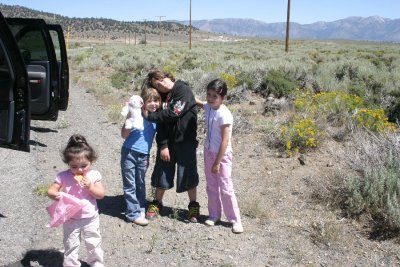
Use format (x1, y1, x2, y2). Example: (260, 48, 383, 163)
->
(121, 147, 149, 222)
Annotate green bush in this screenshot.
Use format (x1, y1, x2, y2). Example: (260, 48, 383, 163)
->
(337, 131, 400, 234)
(111, 71, 130, 90)
(260, 70, 297, 98)
(344, 160, 400, 231)
(387, 91, 400, 123)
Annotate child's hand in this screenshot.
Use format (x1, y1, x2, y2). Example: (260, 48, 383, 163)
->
(160, 146, 170, 162)
(53, 192, 61, 201)
(48, 182, 62, 200)
(212, 162, 220, 174)
(81, 176, 92, 189)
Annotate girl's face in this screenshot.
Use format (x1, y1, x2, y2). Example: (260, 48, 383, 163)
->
(144, 97, 160, 112)
(68, 154, 91, 175)
(206, 89, 224, 110)
(151, 77, 173, 94)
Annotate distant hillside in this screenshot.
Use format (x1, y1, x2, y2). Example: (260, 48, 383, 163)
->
(2, 4, 399, 42)
(184, 17, 400, 42)
(0, 4, 198, 42)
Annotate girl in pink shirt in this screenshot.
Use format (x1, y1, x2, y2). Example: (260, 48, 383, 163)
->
(48, 134, 105, 267)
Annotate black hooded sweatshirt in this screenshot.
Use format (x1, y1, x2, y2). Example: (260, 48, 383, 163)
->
(147, 80, 198, 148)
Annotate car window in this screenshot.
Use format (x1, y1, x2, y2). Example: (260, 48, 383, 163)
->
(9, 25, 49, 61)
(50, 30, 61, 61)
(0, 41, 11, 86)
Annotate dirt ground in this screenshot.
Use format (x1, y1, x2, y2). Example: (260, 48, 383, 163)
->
(4, 79, 400, 267)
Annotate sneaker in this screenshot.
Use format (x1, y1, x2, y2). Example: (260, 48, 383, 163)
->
(146, 200, 162, 220)
(132, 216, 149, 226)
(232, 222, 244, 234)
(204, 217, 219, 226)
(187, 201, 200, 223)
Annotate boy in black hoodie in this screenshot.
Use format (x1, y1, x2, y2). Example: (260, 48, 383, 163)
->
(142, 69, 200, 223)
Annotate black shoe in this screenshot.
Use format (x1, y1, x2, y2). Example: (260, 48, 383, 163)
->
(187, 201, 200, 223)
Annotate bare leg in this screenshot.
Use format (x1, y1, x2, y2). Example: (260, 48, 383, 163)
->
(187, 187, 197, 202)
(155, 188, 165, 204)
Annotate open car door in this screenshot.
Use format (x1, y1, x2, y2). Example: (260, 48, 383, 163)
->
(6, 17, 60, 121)
(0, 12, 30, 152)
(48, 24, 69, 111)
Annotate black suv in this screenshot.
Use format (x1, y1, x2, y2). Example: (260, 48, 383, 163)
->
(0, 11, 69, 152)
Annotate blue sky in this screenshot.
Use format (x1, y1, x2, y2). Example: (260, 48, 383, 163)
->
(1, 0, 399, 24)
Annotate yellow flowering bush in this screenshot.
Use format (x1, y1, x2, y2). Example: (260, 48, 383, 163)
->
(284, 90, 396, 157)
(280, 117, 323, 157)
(220, 72, 237, 89)
(294, 90, 364, 121)
(353, 108, 396, 132)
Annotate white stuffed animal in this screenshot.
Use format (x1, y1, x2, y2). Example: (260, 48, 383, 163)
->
(121, 95, 144, 131)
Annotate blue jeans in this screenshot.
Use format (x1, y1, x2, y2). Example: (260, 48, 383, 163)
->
(121, 147, 149, 222)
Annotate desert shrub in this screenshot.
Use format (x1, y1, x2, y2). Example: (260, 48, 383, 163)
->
(293, 90, 395, 133)
(77, 55, 106, 71)
(353, 108, 396, 132)
(106, 104, 123, 124)
(294, 90, 363, 127)
(219, 72, 237, 89)
(387, 91, 400, 123)
(235, 71, 255, 90)
(162, 63, 177, 77)
(310, 217, 341, 248)
(339, 131, 400, 233)
(178, 54, 198, 71)
(279, 117, 324, 156)
(259, 70, 298, 98)
(111, 71, 130, 90)
(73, 50, 91, 65)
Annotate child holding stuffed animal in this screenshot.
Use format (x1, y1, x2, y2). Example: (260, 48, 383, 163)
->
(47, 134, 105, 266)
(120, 87, 161, 226)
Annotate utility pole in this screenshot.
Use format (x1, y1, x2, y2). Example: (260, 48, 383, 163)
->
(285, 0, 291, 52)
(189, 0, 192, 49)
(143, 19, 147, 45)
(156, 15, 166, 47)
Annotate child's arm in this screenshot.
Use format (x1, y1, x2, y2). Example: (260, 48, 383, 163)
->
(195, 97, 205, 108)
(121, 110, 133, 139)
(47, 182, 62, 200)
(82, 177, 105, 200)
(212, 124, 230, 173)
(121, 122, 131, 139)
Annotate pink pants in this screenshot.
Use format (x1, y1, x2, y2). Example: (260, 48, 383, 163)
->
(63, 215, 104, 267)
(204, 148, 241, 223)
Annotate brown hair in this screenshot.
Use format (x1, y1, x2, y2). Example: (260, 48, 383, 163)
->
(144, 68, 176, 88)
(207, 78, 228, 97)
(61, 134, 97, 164)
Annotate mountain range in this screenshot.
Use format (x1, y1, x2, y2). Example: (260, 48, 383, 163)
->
(1, 3, 399, 42)
(182, 16, 400, 42)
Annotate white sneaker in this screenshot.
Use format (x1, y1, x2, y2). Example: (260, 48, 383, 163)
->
(204, 217, 219, 226)
(133, 217, 149, 226)
(232, 222, 243, 234)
